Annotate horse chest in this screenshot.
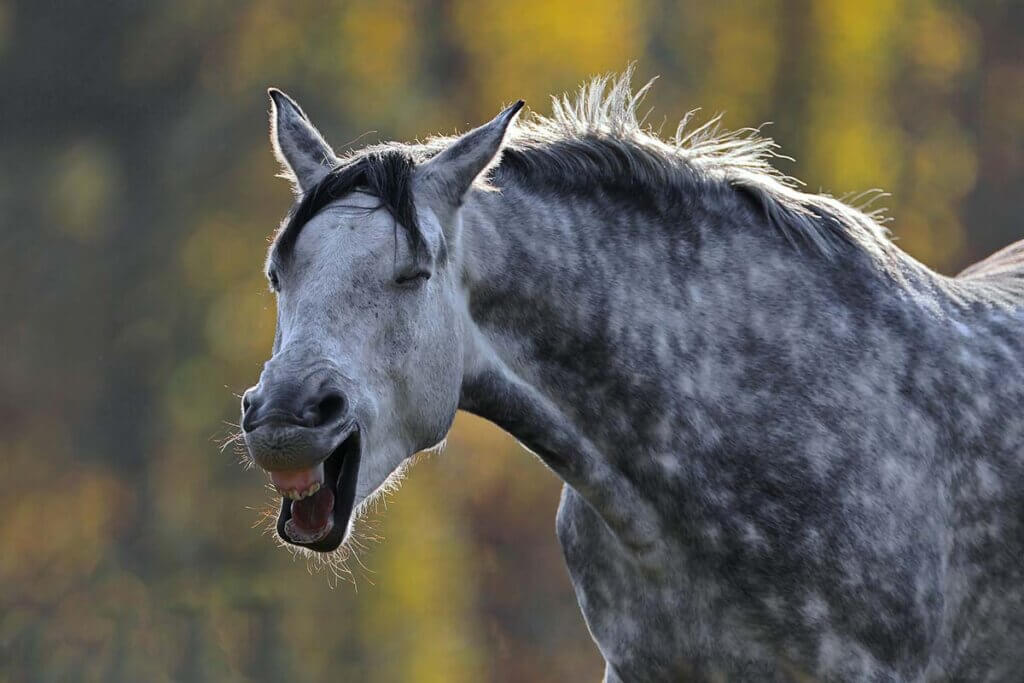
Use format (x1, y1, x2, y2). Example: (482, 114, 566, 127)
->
(554, 483, 941, 681)
(556, 485, 787, 680)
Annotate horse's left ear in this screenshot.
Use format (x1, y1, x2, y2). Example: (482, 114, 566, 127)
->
(421, 100, 525, 206)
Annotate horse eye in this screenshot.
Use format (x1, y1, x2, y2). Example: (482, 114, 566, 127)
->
(268, 269, 280, 290)
(394, 269, 431, 287)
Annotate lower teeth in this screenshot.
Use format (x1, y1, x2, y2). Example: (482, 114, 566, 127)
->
(285, 516, 334, 544)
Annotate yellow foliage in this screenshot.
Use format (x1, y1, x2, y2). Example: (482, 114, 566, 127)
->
(0, 448, 128, 602)
(5, 1, 1017, 680)
(453, 0, 647, 116)
(697, 0, 781, 124)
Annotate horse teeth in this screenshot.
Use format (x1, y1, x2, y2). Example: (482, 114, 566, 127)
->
(277, 482, 321, 500)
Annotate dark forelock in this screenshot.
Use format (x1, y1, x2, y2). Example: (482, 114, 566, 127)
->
(270, 148, 422, 265)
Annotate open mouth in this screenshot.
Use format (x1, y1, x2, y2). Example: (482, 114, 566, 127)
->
(273, 426, 361, 552)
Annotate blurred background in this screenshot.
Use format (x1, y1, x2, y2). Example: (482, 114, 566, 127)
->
(2, 1, 1022, 681)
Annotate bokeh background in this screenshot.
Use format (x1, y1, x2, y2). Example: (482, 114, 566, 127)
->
(2, 1, 1023, 681)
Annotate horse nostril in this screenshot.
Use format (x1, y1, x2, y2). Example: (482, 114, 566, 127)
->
(305, 391, 347, 428)
(241, 388, 262, 432)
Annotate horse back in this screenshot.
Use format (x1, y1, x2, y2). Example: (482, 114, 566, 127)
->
(958, 238, 1024, 281)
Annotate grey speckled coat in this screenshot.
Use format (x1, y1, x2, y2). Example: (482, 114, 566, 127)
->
(245, 72, 1024, 682)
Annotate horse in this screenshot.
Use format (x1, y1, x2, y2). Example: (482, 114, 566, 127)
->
(239, 71, 1024, 681)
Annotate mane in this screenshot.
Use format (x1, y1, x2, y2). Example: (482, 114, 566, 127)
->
(493, 69, 891, 258)
(274, 69, 891, 263)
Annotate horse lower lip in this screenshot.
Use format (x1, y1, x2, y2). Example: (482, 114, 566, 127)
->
(285, 515, 334, 543)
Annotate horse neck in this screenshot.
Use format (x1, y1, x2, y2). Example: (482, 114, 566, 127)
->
(458, 181, 696, 406)
(457, 179, 846, 441)
(453, 177, 845, 553)
(453, 174, 1021, 560)
(456, 174, 958, 426)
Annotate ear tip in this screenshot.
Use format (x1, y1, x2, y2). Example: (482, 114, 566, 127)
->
(496, 99, 525, 127)
(267, 88, 299, 112)
(267, 88, 286, 111)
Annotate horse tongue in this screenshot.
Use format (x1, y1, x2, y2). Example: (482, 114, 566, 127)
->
(286, 486, 335, 543)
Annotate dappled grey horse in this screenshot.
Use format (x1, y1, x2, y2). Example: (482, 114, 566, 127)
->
(240, 72, 1024, 681)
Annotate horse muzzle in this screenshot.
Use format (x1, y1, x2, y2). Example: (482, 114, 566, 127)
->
(241, 368, 364, 551)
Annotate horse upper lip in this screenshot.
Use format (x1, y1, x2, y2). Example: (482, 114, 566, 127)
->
(271, 462, 326, 500)
(246, 419, 358, 473)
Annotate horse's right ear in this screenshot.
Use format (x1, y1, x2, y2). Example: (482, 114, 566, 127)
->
(268, 88, 339, 194)
(420, 100, 525, 207)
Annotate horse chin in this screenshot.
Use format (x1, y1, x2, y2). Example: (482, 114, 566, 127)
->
(275, 428, 362, 553)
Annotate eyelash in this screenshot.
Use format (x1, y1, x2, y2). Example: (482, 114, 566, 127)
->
(394, 270, 431, 286)
(268, 268, 427, 289)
